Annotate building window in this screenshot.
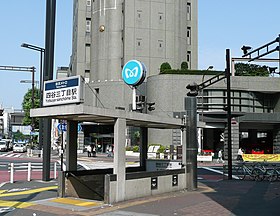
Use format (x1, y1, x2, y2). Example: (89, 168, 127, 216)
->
(136, 38, 142, 48)
(187, 2, 191, 20)
(187, 51, 191, 67)
(87, 0, 91, 7)
(158, 40, 163, 51)
(86, 20, 91, 33)
(137, 10, 142, 21)
(187, 27, 191, 45)
(158, 12, 163, 23)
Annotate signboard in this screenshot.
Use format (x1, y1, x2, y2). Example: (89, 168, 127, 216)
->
(146, 159, 182, 171)
(57, 123, 82, 132)
(242, 154, 280, 162)
(43, 75, 83, 106)
(122, 60, 146, 87)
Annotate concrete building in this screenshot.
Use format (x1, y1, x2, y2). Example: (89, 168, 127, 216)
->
(70, 0, 198, 80)
(69, 0, 280, 160)
(70, 0, 198, 150)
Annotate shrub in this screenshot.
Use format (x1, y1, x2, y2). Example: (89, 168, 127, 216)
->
(181, 61, 188, 70)
(126, 146, 133, 151)
(133, 146, 139, 152)
(160, 62, 171, 73)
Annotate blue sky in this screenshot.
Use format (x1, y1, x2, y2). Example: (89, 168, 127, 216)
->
(0, 0, 279, 109)
(0, 1, 73, 109)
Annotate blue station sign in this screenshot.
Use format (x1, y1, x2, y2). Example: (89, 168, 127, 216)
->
(122, 60, 146, 87)
(43, 75, 84, 107)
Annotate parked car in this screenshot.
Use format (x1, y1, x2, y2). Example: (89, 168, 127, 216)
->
(13, 143, 27, 153)
(0, 139, 12, 151)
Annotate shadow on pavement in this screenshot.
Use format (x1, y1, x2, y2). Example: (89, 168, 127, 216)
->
(202, 179, 280, 215)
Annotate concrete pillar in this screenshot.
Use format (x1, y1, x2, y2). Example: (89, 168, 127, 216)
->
(224, 118, 239, 160)
(273, 127, 280, 153)
(66, 120, 78, 171)
(114, 118, 126, 202)
(140, 127, 148, 170)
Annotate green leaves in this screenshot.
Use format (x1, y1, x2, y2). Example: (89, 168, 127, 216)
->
(21, 88, 40, 128)
(235, 63, 269, 77)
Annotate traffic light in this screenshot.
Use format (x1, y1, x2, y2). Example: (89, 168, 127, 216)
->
(147, 102, 155, 111)
(186, 82, 198, 96)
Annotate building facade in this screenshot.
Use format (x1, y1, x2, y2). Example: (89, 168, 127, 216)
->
(70, 0, 198, 80)
(69, 0, 280, 160)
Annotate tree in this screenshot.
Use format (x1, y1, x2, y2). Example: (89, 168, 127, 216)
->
(22, 88, 40, 129)
(181, 61, 188, 70)
(235, 63, 269, 77)
(12, 130, 28, 142)
(160, 62, 171, 73)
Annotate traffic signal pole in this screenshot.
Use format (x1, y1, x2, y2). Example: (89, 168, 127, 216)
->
(185, 96, 198, 190)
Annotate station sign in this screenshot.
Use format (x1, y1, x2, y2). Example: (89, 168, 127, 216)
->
(122, 60, 146, 87)
(43, 75, 84, 106)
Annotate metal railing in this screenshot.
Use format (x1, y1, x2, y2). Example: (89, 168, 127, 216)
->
(0, 162, 59, 183)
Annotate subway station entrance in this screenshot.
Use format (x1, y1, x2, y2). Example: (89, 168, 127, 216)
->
(31, 104, 188, 203)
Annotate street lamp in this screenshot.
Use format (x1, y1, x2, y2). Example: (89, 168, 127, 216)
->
(21, 43, 45, 150)
(21, 43, 45, 91)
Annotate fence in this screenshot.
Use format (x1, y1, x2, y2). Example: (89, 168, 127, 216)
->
(0, 162, 58, 183)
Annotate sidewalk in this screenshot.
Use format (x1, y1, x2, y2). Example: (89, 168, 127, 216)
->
(1, 175, 280, 215)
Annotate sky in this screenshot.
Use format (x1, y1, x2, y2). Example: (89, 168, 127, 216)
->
(0, 0, 279, 109)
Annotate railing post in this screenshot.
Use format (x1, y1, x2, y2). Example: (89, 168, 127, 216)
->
(27, 162, 31, 181)
(54, 162, 57, 179)
(10, 163, 14, 183)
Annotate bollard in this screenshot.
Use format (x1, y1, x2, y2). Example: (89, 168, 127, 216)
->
(10, 163, 14, 183)
(27, 162, 31, 181)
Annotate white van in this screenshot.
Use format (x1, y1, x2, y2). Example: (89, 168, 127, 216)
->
(0, 139, 12, 151)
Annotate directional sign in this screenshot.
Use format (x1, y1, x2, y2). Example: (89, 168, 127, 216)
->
(57, 123, 67, 132)
(57, 123, 82, 132)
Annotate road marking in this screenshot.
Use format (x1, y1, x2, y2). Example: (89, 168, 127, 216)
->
(0, 200, 34, 208)
(0, 190, 6, 194)
(202, 167, 239, 179)
(0, 186, 57, 198)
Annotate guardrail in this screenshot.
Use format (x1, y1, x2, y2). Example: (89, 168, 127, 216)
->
(27, 149, 43, 158)
(1, 162, 59, 183)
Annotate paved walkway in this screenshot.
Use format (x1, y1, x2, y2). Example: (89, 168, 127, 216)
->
(1, 173, 280, 215)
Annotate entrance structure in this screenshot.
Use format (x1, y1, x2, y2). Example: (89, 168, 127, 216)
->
(31, 103, 188, 203)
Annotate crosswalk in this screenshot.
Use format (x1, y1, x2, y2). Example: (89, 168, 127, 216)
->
(0, 153, 22, 158)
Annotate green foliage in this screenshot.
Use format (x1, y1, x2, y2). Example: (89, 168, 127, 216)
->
(235, 63, 269, 77)
(181, 61, 188, 70)
(160, 69, 224, 75)
(12, 130, 28, 142)
(126, 146, 133, 151)
(132, 146, 139, 152)
(148, 144, 168, 153)
(160, 62, 171, 73)
(157, 145, 166, 153)
(22, 88, 40, 129)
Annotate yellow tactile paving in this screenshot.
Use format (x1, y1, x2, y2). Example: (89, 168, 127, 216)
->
(51, 197, 101, 207)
